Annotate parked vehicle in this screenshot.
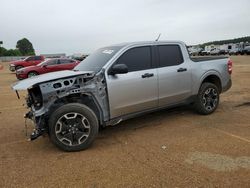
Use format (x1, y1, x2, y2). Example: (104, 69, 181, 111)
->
(210, 48, 220, 55)
(12, 41, 232, 151)
(243, 46, 250, 55)
(229, 49, 241, 55)
(200, 50, 210, 56)
(190, 48, 203, 56)
(9, 56, 45, 72)
(71, 54, 89, 61)
(219, 49, 227, 55)
(16, 58, 80, 79)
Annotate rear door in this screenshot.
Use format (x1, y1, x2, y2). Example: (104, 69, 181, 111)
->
(157, 45, 192, 107)
(43, 59, 59, 73)
(106, 46, 158, 118)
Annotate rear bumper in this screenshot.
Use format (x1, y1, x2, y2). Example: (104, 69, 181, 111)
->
(222, 79, 232, 93)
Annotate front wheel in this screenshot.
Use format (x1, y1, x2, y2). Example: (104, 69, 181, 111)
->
(194, 82, 220, 115)
(28, 71, 38, 78)
(49, 103, 99, 151)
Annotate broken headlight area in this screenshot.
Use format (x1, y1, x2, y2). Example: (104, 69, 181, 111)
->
(24, 111, 47, 141)
(27, 86, 43, 110)
(24, 86, 47, 140)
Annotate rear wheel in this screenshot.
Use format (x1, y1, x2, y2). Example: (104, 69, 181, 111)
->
(194, 82, 220, 115)
(28, 71, 38, 78)
(49, 103, 99, 151)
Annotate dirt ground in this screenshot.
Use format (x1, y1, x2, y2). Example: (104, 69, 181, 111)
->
(0, 56, 250, 188)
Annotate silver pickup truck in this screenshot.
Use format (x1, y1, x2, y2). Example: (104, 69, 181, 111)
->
(12, 41, 232, 151)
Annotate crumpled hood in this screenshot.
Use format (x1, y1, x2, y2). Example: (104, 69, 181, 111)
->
(12, 70, 94, 90)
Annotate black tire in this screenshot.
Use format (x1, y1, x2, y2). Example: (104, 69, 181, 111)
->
(28, 71, 38, 78)
(15, 65, 23, 70)
(48, 103, 99, 151)
(194, 82, 220, 115)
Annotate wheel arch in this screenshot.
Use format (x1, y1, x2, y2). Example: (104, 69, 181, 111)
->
(47, 93, 104, 126)
(28, 70, 39, 76)
(199, 72, 222, 93)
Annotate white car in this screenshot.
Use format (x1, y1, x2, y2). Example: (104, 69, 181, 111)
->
(210, 48, 220, 55)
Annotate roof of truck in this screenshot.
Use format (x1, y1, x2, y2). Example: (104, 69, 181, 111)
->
(110, 40, 186, 48)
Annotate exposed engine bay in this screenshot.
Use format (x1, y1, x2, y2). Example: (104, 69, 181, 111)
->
(13, 70, 109, 140)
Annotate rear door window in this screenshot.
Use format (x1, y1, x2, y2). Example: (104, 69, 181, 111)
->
(47, 59, 58, 66)
(59, 59, 71, 64)
(116, 46, 152, 72)
(158, 45, 184, 67)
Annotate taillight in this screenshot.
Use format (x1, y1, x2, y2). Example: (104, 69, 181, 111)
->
(228, 59, 233, 74)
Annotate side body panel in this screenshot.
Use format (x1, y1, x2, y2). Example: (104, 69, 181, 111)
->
(107, 69, 158, 118)
(104, 41, 231, 121)
(105, 44, 158, 119)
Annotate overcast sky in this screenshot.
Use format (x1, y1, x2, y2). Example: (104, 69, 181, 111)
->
(1, 0, 250, 55)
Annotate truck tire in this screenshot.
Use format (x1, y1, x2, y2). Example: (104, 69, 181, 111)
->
(194, 82, 220, 115)
(48, 103, 99, 151)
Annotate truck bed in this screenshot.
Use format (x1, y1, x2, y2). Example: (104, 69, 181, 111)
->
(191, 56, 228, 62)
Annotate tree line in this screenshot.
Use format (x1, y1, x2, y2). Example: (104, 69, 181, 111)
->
(199, 36, 250, 48)
(0, 38, 35, 56)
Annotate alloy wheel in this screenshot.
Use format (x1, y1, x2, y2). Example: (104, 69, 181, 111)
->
(55, 112, 91, 146)
(202, 88, 218, 111)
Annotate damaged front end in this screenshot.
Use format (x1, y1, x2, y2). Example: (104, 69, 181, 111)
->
(12, 70, 109, 141)
(24, 84, 47, 140)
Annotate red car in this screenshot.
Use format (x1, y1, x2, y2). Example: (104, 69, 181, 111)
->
(9, 55, 45, 72)
(16, 58, 80, 79)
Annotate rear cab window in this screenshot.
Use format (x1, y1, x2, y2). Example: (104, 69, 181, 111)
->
(157, 45, 184, 67)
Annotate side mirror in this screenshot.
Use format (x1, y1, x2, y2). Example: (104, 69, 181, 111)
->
(109, 64, 128, 75)
(42, 65, 47, 68)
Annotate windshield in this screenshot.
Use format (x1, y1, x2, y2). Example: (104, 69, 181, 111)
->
(74, 46, 123, 72)
(23, 56, 30, 61)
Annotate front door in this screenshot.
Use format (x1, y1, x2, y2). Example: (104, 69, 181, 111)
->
(106, 46, 158, 119)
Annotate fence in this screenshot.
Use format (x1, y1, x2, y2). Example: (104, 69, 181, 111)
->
(0, 56, 27, 62)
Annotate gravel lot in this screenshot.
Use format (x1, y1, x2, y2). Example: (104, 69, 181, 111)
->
(0, 56, 250, 187)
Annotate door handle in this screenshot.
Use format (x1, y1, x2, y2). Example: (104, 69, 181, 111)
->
(177, 68, 187, 72)
(141, 73, 154, 78)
